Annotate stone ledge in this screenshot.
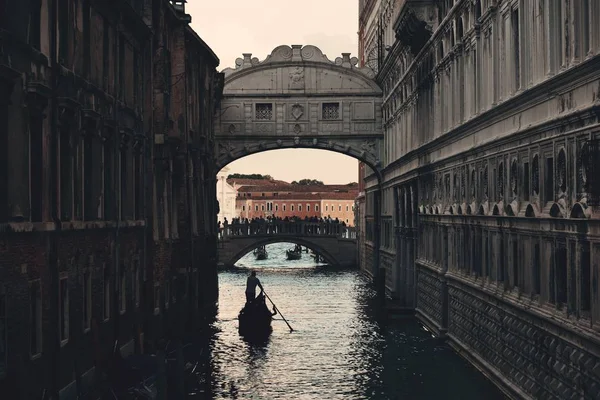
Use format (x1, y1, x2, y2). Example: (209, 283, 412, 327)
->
(448, 333, 533, 400)
(0, 220, 146, 233)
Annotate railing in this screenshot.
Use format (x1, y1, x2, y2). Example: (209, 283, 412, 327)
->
(218, 222, 357, 240)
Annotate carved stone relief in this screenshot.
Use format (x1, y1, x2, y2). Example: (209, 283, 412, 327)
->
(291, 103, 304, 120)
(289, 67, 305, 90)
(532, 155, 540, 196)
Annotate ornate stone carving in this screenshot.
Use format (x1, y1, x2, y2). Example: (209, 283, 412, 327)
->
(497, 162, 504, 201)
(222, 45, 376, 79)
(228, 124, 236, 133)
(532, 155, 540, 196)
(293, 124, 301, 134)
(291, 103, 304, 120)
(276, 139, 283, 147)
(360, 140, 376, 155)
(483, 165, 489, 200)
(218, 142, 235, 155)
(289, 67, 305, 89)
(293, 137, 300, 146)
(557, 149, 567, 197)
(510, 159, 518, 199)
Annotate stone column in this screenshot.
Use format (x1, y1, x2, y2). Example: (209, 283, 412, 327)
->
(0, 65, 20, 222)
(26, 86, 51, 222)
(57, 99, 79, 221)
(81, 109, 101, 221)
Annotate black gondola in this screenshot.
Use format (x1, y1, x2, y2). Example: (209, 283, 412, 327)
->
(238, 294, 276, 339)
(253, 246, 268, 260)
(286, 245, 302, 260)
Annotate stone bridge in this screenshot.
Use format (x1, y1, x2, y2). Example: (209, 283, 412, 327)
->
(214, 44, 384, 174)
(217, 222, 357, 267)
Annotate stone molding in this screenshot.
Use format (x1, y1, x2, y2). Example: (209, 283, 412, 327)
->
(222, 45, 376, 80)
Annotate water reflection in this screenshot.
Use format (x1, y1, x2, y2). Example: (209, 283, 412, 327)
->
(190, 243, 504, 399)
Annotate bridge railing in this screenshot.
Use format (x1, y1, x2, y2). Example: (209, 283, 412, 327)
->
(218, 222, 356, 240)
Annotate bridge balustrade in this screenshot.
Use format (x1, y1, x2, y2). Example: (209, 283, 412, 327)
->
(219, 222, 356, 240)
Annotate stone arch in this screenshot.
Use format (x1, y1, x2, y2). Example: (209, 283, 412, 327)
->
(525, 203, 538, 218)
(570, 203, 589, 219)
(549, 202, 565, 218)
(225, 237, 340, 267)
(216, 44, 383, 182)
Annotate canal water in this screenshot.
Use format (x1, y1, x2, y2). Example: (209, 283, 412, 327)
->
(190, 242, 505, 399)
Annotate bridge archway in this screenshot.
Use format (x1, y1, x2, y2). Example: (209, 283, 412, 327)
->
(227, 237, 339, 267)
(215, 45, 384, 176)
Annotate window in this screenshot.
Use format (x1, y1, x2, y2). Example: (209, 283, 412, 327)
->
(283, 204, 286, 211)
(255, 205, 258, 211)
(102, 263, 110, 321)
(242, 205, 246, 211)
(83, 269, 91, 332)
(512, 8, 520, 90)
(512, 240, 519, 288)
(523, 162, 530, 201)
(30, 280, 42, 356)
(261, 205, 265, 211)
(322, 103, 340, 120)
(59, 275, 69, 343)
(346, 219, 349, 223)
(545, 157, 554, 203)
(346, 205, 349, 211)
(325, 205, 328, 211)
(275, 205, 278, 211)
(316, 205, 319, 212)
(119, 264, 126, 313)
(581, 242, 591, 312)
(307, 205, 310, 212)
(299, 205, 302, 212)
(133, 260, 140, 308)
(291, 205, 294, 211)
(255, 103, 273, 120)
(0, 287, 6, 376)
(556, 241, 567, 305)
(533, 242, 540, 295)
(339, 205, 342, 212)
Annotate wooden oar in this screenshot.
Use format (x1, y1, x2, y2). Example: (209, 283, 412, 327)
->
(263, 291, 294, 332)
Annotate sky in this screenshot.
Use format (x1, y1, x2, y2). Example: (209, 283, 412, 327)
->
(188, 0, 360, 184)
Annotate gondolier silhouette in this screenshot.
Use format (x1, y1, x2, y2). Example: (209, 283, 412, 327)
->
(245, 270, 263, 303)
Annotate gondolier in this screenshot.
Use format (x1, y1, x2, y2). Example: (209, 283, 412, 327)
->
(246, 270, 263, 303)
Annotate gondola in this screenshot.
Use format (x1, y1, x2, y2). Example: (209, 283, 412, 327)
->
(253, 246, 268, 260)
(286, 249, 302, 260)
(238, 294, 276, 340)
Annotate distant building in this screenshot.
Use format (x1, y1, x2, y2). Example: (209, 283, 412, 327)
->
(216, 167, 237, 223)
(236, 183, 359, 225)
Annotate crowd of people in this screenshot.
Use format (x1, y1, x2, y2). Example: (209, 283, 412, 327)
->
(217, 215, 348, 237)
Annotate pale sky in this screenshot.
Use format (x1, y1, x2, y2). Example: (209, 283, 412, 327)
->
(188, 0, 360, 184)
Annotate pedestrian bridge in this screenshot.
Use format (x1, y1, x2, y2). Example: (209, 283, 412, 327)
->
(217, 222, 357, 267)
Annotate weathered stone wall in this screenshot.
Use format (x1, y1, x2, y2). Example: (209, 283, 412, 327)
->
(448, 278, 600, 399)
(0, 0, 221, 397)
(361, 0, 600, 397)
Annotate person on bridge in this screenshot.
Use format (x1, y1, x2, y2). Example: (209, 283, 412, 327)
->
(246, 271, 264, 303)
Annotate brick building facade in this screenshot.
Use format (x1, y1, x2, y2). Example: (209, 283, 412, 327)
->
(0, 0, 222, 398)
(235, 183, 358, 225)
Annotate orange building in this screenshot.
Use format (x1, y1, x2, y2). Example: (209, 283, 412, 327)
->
(235, 183, 359, 226)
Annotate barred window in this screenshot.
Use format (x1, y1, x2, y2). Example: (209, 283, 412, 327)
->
(255, 103, 273, 120)
(322, 103, 340, 120)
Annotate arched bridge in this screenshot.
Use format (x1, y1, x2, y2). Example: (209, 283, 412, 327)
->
(215, 44, 384, 175)
(217, 222, 357, 267)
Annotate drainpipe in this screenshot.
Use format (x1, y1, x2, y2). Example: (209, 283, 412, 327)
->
(48, 0, 61, 397)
